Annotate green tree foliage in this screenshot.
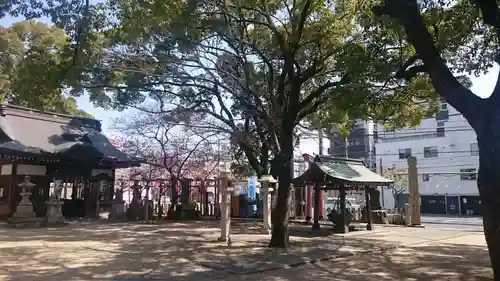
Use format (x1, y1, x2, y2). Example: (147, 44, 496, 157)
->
(5, 0, 500, 274)
(0, 0, 441, 248)
(382, 167, 408, 209)
(98, 0, 440, 247)
(0, 20, 92, 117)
(365, 0, 500, 276)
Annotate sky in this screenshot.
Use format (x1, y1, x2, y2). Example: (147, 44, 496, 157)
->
(1, 15, 498, 155)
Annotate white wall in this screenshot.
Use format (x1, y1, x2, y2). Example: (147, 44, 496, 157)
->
(376, 104, 479, 208)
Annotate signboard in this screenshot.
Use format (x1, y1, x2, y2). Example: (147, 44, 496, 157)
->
(152, 187, 159, 197)
(248, 175, 256, 199)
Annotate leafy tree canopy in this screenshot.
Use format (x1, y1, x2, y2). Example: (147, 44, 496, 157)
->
(0, 20, 92, 117)
(2, 0, 493, 249)
(368, 0, 492, 125)
(0, 0, 488, 151)
(0, 0, 449, 159)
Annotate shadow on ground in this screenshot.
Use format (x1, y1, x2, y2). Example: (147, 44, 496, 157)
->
(0, 221, 225, 281)
(232, 243, 493, 281)
(0, 220, 493, 281)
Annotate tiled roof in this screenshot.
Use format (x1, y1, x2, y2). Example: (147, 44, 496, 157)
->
(0, 104, 140, 167)
(293, 156, 392, 186)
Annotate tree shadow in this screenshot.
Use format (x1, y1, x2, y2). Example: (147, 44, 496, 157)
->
(0, 221, 493, 281)
(0, 221, 228, 281)
(189, 222, 399, 275)
(230, 243, 493, 281)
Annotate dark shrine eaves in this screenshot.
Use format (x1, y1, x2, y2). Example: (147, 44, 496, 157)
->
(0, 104, 138, 167)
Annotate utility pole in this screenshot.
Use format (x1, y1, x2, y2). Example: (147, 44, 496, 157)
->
(317, 129, 324, 221)
(216, 138, 221, 206)
(344, 136, 348, 158)
(318, 130, 324, 155)
(379, 158, 384, 208)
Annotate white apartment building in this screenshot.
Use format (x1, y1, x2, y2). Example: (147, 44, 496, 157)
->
(375, 101, 481, 216)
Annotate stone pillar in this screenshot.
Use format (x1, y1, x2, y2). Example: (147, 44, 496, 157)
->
(109, 187, 126, 221)
(7, 176, 41, 227)
(129, 181, 142, 220)
(43, 179, 66, 226)
(305, 184, 313, 222)
(407, 156, 421, 225)
(259, 175, 276, 234)
(218, 171, 232, 242)
(404, 203, 411, 225)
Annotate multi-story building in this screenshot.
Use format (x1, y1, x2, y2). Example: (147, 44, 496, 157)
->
(375, 100, 480, 216)
(328, 120, 378, 171)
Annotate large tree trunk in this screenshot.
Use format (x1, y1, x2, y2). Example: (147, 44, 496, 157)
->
(477, 123, 500, 279)
(268, 130, 294, 248)
(171, 177, 178, 205)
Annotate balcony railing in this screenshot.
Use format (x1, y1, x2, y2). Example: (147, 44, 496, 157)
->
(378, 133, 440, 143)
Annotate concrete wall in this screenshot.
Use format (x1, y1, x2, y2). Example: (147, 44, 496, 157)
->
(375, 102, 479, 208)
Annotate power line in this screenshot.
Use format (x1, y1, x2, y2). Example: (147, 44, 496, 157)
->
(377, 127, 474, 137)
(387, 163, 478, 170)
(381, 155, 477, 164)
(320, 127, 475, 144)
(331, 149, 476, 157)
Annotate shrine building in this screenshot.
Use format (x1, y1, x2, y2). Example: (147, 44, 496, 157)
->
(0, 104, 140, 220)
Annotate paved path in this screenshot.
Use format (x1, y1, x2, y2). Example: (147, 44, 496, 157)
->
(421, 215, 483, 225)
(420, 215, 484, 232)
(0, 221, 493, 281)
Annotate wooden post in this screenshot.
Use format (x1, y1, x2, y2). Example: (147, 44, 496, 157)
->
(365, 186, 373, 230)
(305, 184, 313, 222)
(339, 185, 349, 233)
(312, 183, 321, 230)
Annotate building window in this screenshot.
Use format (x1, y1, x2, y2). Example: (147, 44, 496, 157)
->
(437, 121, 445, 127)
(441, 103, 448, 110)
(460, 168, 477, 181)
(470, 143, 479, 156)
(422, 174, 430, 181)
(436, 127, 445, 137)
(398, 148, 412, 159)
(423, 146, 438, 158)
(348, 140, 358, 146)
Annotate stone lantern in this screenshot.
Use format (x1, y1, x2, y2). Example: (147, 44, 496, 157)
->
(109, 183, 126, 221)
(7, 176, 41, 228)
